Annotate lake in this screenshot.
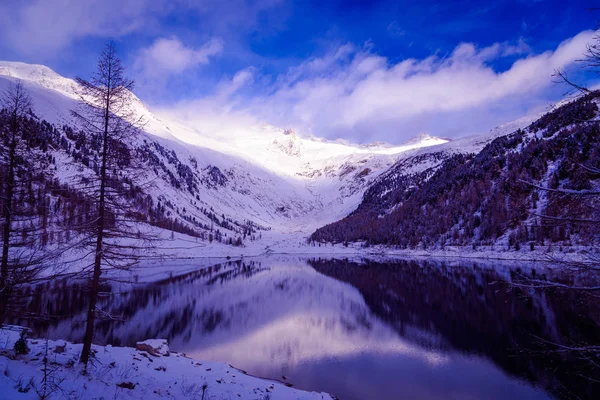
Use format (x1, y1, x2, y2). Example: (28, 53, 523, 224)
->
(18, 256, 600, 399)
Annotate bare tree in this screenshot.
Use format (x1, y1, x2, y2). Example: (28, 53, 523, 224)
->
(541, 23, 600, 275)
(554, 24, 600, 95)
(0, 81, 32, 324)
(0, 81, 54, 325)
(516, 27, 600, 377)
(71, 42, 153, 365)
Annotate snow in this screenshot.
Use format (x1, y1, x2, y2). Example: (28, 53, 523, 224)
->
(136, 339, 170, 356)
(0, 61, 80, 100)
(0, 327, 334, 400)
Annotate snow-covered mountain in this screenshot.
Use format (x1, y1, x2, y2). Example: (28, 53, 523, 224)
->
(2, 60, 556, 256)
(0, 61, 461, 249)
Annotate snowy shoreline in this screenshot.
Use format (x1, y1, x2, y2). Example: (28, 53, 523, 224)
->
(0, 327, 334, 400)
(149, 238, 596, 264)
(144, 227, 598, 265)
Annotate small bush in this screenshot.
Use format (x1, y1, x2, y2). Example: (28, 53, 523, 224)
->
(14, 331, 30, 355)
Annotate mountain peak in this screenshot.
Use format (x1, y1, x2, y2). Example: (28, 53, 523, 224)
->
(0, 61, 71, 85)
(0, 60, 78, 98)
(0, 61, 59, 78)
(403, 132, 448, 146)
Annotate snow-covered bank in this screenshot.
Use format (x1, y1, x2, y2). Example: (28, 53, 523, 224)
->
(152, 229, 599, 264)
(0, 327, 334, 400)
(371, 247, 597, 263)
(123, 225, 599, 266)
(307, 243, 598, 263)
(54, 226, 592, 292)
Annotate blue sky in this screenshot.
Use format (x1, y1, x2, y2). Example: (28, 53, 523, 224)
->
(0, 0, 598, 143)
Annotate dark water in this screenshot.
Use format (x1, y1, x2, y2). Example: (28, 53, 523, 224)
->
(18, 257, 600, 400)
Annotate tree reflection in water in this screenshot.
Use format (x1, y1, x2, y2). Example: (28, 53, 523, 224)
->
(308, 258, 600, 400)
(13, 257, 600, 400)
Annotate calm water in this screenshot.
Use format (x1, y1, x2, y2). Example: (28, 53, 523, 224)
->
(18, 257, 600, 399)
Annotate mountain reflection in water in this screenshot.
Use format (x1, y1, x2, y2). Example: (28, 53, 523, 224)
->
(17, 257, 600, 400)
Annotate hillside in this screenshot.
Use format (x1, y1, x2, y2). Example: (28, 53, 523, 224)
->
(310, 92, 600, 250)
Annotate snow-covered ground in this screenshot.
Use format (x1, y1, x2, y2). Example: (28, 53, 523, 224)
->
(0, 327, 334, 400)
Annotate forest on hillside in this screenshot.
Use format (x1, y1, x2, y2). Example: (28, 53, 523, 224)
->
(311, 92, 600, 250)
(0, 109, 259, 249)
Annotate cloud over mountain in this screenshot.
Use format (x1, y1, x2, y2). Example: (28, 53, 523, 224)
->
(162, 31, 597, 142)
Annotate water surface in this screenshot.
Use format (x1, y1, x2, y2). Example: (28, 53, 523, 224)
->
(20, 256, 600, 399)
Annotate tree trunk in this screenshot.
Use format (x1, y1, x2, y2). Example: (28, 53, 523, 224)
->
(0, 124, 17, 325)
(80, 77, 111, 365)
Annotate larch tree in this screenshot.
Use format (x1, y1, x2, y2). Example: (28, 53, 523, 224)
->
(514, 25, 600, 380)
(554, 25, 600, 95)
(0, 80, 51, 325)
(541, 27, 600, 270)
(71, 42, 151, 365)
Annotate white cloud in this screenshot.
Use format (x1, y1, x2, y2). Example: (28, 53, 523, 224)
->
(160, 30, 598, 143)
(0, 0, 157, 55)
(256, 30, 597, 139)
(387, 21, 406, 38)
(0, 0, 284, 57)
(134, 37, 223, 78)
(155, 68, 257, 137)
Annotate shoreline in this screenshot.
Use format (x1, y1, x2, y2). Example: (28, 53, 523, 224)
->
(0, 327, 334, 400)
(148, 245, 595, 264)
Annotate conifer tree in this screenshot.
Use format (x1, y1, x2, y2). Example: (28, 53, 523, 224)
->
(72, 42, 150, 365)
